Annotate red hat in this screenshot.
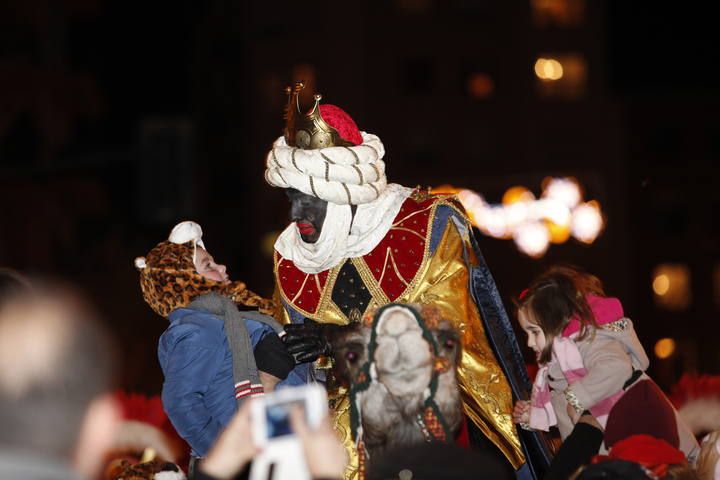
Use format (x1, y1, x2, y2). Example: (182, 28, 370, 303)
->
(609, 434, 686, 466)
(592, 434, 686, 479)
(319, 104, 363, 145)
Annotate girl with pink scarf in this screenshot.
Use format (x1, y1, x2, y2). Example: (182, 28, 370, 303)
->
(511, 266, 698, 469)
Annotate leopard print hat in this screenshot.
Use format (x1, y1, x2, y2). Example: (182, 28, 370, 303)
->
(135, 221, 274, 318)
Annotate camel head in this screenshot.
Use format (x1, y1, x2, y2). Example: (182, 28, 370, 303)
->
(329, 303, 463, 460)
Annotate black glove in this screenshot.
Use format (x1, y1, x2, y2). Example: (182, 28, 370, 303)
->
(282, 319, 336, 364)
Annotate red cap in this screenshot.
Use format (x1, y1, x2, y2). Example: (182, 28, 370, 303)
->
(319, 104, 363, 145)
(608, 434, 686, 470)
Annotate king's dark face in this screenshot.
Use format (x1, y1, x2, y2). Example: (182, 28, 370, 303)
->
(285, 188, 328, 244)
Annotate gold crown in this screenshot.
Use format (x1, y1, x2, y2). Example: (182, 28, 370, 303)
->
(284, 81, 354, 150)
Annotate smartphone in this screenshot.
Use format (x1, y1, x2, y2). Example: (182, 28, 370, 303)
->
(251, 384, 328, 447)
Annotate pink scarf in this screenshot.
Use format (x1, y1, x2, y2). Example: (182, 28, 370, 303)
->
(529, 296, 626, 431)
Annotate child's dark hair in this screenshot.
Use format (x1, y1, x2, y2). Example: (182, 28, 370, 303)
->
(515, 265, 605, 363)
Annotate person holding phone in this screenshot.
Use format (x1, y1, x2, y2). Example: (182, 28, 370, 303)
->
(195, 400, 346, 480)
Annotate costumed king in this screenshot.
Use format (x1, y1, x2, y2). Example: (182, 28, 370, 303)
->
(264, 82, 551, 479)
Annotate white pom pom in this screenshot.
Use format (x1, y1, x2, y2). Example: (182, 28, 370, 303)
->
(168, 220, 206, 249)
(134, 257, 147, 269)
(155, 470, 186, 480)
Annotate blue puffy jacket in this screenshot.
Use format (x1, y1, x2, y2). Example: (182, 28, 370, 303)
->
(158, 306, 308, 456)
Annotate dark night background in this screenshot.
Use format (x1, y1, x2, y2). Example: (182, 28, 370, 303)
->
(0, 0, 717, 394)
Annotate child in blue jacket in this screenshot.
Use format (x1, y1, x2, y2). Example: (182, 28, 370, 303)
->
(136, 221, 306, 457)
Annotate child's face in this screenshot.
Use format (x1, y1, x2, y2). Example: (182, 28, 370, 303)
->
(194, 247, 229, 284)
(518, 308, 546, 361)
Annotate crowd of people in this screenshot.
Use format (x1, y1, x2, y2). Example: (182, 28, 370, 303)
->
(2, 87, 719, 480)
(3, 261, 720, 480)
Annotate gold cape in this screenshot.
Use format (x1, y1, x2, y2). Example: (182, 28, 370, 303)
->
(274, 196, 524, 478)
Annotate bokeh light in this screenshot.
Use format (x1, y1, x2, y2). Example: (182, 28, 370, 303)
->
(571, 201, 604, 243)
(654, 338, 676, 359)
(534, 58, 564, 80)
(653, 274, 670, 296)
(652, 264, 692, 311)
(467, 73, 495, 99)
(435, 177, 604, 258)
(514, 222, 550, 257)
(543, 176, 582, 208)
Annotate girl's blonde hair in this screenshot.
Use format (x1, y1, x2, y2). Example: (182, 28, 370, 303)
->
(515, 265, 605, 363)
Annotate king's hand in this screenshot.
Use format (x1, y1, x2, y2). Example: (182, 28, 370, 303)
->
(282, 319, 337, 364)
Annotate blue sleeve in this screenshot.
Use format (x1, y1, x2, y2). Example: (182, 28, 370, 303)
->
(161, 331, 225, 457)
(243, 319, 275, 347)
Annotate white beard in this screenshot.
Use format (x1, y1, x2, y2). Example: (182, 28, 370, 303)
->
(274, 184, 412, 274)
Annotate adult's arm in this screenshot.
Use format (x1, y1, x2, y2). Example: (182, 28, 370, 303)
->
(544, 415, 604, 480)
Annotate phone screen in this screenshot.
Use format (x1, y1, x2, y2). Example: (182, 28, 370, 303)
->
(265, 399, 306, 439)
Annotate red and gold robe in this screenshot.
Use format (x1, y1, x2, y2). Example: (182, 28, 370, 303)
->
(274, 189, 525, 478)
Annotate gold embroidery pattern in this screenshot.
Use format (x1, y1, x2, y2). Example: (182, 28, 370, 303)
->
(274, 254, 331, 320)
(327, 381, 359, 480)
(388, 250, 410, 287)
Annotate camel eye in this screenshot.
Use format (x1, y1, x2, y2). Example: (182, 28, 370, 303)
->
(346, 351, 359, 363)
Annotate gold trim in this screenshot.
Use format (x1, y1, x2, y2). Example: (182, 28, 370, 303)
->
(394, 202, 436, 300)
(392, 204, 435, 227)
(388, 250, 409, 287)
(378, 247, 391, 286)
(290, 273, 310, 304)
(391, 226, 426, 241)
(274, 197, 458, 320)
(352, 257, 391, 307)
(351, 200, 437, 304)
(314, 262, 347, 324)
(274, 255, 326, 319)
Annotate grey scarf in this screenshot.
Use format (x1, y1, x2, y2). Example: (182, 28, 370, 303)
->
(189, 292, 283, 406)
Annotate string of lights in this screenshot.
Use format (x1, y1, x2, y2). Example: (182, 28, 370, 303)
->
(434, 177, 604, 258)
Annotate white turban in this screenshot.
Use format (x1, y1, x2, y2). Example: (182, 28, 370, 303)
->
(264, 132, 387, 205)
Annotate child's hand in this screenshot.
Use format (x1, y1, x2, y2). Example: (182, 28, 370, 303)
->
(512, 400, 530, 425)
